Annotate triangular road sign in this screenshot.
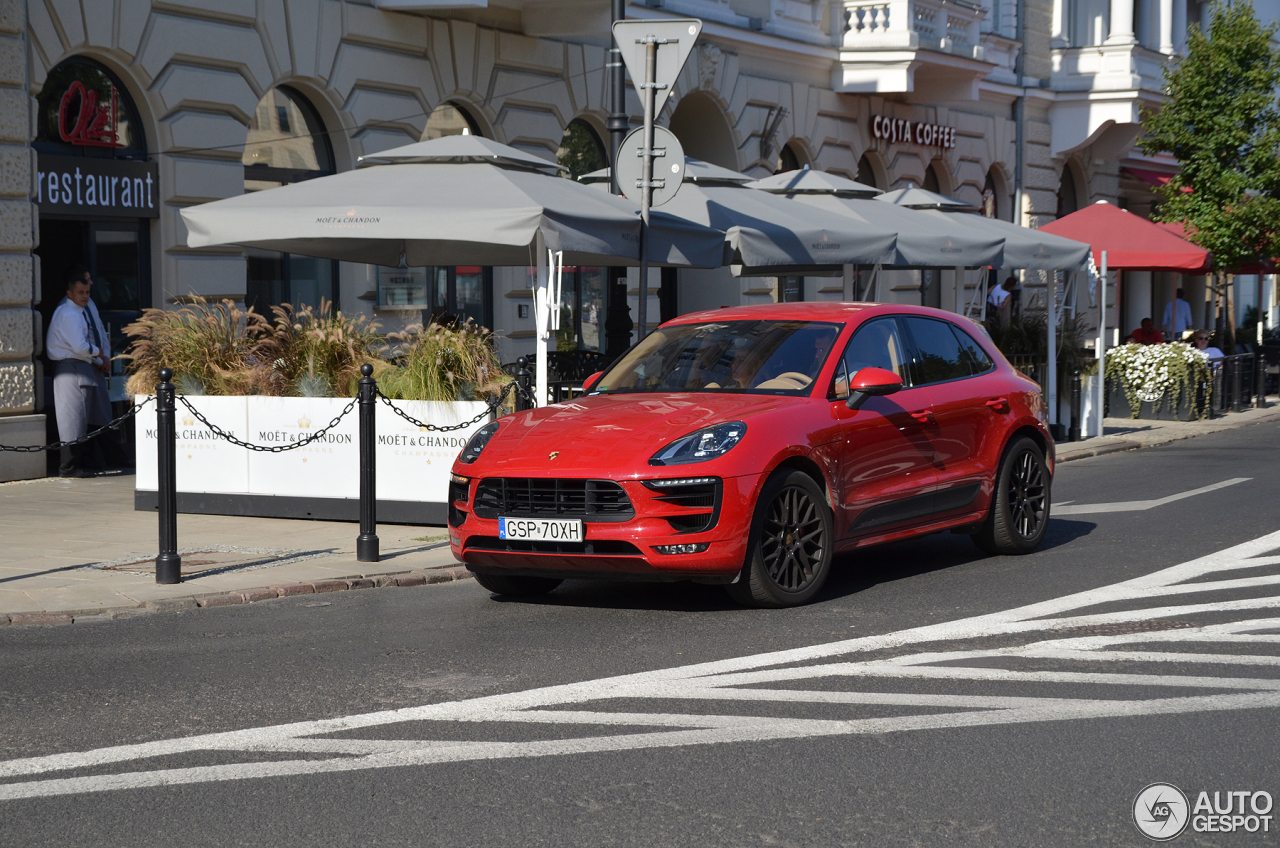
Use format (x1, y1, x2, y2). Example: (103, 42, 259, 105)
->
(611, 18, 703, 118)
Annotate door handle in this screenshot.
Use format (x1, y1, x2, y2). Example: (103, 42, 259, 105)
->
(910, 409, 934, 424)
(986, 397, 1010, 412)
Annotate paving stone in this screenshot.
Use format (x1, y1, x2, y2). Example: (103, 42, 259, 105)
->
(445, 567, 472, 581)
(11, 612, 73, 625)
(374, 575, 398, 588)
(72, 613, 115, 624)
(237, 588, 278, 603)
(311, 580, 348, 594)
(344, 578, 376, 590)
(145, 598, 197, 611)
(195, 594, 244, 608)
(393, 572, 427, 587)
(272, 583, 314, 597)
(0, 613, 9, 625)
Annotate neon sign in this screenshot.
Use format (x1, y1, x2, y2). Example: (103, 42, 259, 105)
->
(58, 80, 121, 148)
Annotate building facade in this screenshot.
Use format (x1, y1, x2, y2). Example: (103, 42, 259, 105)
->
(0, 0, 1271, 480)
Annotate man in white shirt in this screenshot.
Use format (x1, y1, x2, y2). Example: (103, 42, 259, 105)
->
(47, 266, 113, 477)
(1163, 287, 1194, 339)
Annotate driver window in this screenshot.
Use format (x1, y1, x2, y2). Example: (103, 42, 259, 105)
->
(838, 317, 911, 390)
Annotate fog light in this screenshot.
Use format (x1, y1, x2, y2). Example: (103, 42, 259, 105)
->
(449, 534, 461, 546)
(450, 473, 469, 484)
(653, 542, 710, 555)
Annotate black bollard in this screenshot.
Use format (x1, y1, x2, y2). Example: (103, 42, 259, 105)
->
(1231, 356, 1243, 413)
(1257, 352, 1268, 409)
(515, 356, 533, 412)
(356, 363, 379, 562)
(155, 368, 181, 584)
(1068, 371, 1081, 443)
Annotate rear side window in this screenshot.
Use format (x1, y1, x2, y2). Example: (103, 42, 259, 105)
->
(950, 322, 995, 376)
(903, 316, 969, 385)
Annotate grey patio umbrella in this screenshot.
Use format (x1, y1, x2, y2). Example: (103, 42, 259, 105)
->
(876, 186, 977, 210)
(747, 170, 1004, 270)
(182, 135, 728, 406)
(582, 159, 900, 275)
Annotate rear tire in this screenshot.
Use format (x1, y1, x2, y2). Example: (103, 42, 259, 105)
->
(472, 571, 563, 597)
(973, 435, 1050, 555)
(727, 470, 834, 608)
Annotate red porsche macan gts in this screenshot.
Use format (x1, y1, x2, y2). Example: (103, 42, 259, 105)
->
(449, 302, 1053, 607)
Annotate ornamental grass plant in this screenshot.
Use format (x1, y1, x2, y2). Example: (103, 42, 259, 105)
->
(123, 298, 508, 403)
(378, 320, 511, 403)
(1105, 342, 1213, 419)
(122, 297, 282, 397)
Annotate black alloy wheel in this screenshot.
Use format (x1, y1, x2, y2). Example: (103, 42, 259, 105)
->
(728, 470, 834, 608)
(974, 435, 1050, 555)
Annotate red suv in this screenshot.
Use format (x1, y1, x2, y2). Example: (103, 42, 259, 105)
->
(449, 302, 1053, 607)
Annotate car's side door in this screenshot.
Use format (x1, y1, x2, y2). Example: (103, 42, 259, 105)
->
(899, 315, 1002, 517)
(830, 316, 938, 538)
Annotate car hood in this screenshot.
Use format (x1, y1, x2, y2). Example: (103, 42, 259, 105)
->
(469, 393, 794, 477)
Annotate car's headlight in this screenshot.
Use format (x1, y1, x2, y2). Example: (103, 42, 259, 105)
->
(650, 422, 746, 466)
(457, 421, 500, 464)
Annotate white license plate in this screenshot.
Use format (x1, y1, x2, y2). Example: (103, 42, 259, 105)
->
(498, 517, 584, 543)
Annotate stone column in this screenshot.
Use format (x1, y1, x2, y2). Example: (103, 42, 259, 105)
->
(0, 0, 42, 482)
(1107, 0, 1136, 44)
(1159, 0, 1174, 52)
(1052, 0, 1071, 48)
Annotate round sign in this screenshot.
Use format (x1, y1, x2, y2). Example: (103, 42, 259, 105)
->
(615, 126, 685, 208)
(1133, 783, 1190, 841)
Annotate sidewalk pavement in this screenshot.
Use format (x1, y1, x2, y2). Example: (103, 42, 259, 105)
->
(4, 399, 1279, 625)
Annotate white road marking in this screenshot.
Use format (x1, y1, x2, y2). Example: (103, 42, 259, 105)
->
(1052, 477, 1251, 515)
(3, 529, 1280, 800)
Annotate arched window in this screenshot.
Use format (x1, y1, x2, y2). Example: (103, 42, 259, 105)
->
(1057, 162, 1083, 217)
(242, 86, 336, 314)
(557, 119, 607, 180)
(34, 58, 152, 389)
(922, 161, 947, 194)
(856, 154, 884, 190)
(776, 141, 804, 174)
(419, 102, 492, 328)
(982, 171, 1008, 220)
(424, 102, 481, 140)
(668, 92, 739, 170)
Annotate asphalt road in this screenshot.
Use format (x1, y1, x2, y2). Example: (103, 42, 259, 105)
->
(3, 421, 1280, 847)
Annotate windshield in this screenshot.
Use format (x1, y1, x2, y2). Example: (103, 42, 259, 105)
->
(594, 320, 841, 395)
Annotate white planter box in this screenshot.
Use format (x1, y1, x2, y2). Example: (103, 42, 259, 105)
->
(135, 395, 491, 523)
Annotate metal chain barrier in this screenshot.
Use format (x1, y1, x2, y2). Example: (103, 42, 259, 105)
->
(375, 381, 522, 431)
(0, 397, 153, 452)
(176, 394, 357, 453)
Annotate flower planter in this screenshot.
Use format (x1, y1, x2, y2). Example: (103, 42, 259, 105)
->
(134, 396, 490, 524)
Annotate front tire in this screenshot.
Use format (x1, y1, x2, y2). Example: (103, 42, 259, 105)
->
(727, 470, 834, 608)
(973, 435, 1050, 555)
(472, 570, 563, 597)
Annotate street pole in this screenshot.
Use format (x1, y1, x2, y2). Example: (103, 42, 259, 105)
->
(356, 363, 379, 562)
(155, 368, 181, 584)
(609, 0, 628, 197)
(637, 37, 659, 342)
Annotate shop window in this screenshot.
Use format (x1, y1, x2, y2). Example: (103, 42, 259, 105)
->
(551, 267, 607, 352)
(557, 119, 607, 180)
(776, 142, 803, 174)
(856, 155, 884, 190)
(776, 276, 804, 303)
(242, 87, 336, 315)
(1057, 162, 1083, 217)
(428, 266, 493, 329)
(35, 58, 145, 157)
(922, 162, 946, 194)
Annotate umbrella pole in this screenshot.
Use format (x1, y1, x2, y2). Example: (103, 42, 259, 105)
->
(1047, 270, 1057, 428)
(535, 230, 549, 408)
(1096, 251, 1107, 438)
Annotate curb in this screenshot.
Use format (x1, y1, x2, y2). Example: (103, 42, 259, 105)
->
(0, 566, 474, 627)
(1056, 406, 1280, 464)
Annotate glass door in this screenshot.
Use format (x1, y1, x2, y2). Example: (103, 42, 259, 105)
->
(89, 221, 148, 400)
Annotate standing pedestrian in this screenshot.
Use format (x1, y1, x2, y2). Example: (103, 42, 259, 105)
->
(47, 266, 113, 477)
(1163, 287, 1194, 339)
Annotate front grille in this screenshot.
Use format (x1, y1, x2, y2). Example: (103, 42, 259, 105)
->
(466, 537, 643, 555)
(473, 478, 635, 522)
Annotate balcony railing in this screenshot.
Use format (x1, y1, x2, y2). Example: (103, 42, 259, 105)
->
(841, 0, 986, 60)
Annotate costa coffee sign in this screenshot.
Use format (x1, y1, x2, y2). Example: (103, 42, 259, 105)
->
(58, 80, 122, 148)
(872, 115, 957, 149)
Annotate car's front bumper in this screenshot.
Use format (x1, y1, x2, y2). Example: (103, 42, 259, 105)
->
(448, 473, 760, 581)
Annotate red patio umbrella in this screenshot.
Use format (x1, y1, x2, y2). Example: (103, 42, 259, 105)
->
(1038, 201, 1209, 271)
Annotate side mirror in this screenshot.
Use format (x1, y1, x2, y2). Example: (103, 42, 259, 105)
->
(582, 370, 605, 393)
(845, 367, 902, 410)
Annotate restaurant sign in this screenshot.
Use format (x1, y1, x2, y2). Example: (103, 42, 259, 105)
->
(872, 115, 957, 149)
(36, 154, 159, 219)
